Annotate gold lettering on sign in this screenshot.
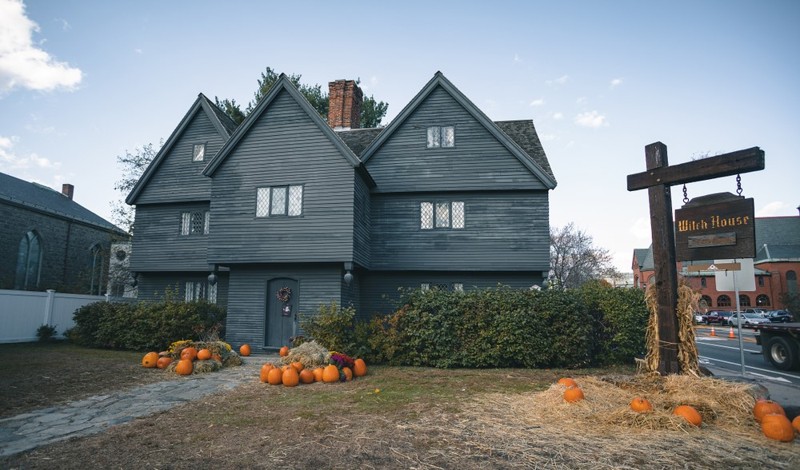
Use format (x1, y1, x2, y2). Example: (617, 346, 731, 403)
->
(676, 215, 750, 233)
(711, 215, 750, 229)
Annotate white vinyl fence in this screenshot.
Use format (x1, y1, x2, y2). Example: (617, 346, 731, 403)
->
(0, 289, 110, 343)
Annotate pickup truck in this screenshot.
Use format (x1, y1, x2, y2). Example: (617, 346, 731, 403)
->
(753, 322, 800, 371)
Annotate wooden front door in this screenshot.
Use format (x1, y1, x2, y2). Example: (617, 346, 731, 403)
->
(266, 278, 298, 348)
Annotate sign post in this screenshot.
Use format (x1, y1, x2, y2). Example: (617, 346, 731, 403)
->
(627, 143, 764, 375)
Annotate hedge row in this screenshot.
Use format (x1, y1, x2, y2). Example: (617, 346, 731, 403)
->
(67, 300, 226, 351)
(302, 282, 648, 369)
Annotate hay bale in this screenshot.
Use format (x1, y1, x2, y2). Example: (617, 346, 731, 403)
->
(281, 340, 330, 368)
(192, 359, 221, 374)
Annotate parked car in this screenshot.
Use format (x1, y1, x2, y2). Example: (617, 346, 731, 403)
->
(704, 311, 732, 325)
(766, 310, 794, 323)
(744, 308, 769, 318)
(694, 312, 706, 324)
(728, 312, 769, 328)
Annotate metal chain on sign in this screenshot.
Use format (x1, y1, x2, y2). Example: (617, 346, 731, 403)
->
(736, 174, 743, 196)
(682, 184, 689, 204)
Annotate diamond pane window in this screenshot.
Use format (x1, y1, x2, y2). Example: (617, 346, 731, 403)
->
(426, 127, 441, 148)
(204, 211, 210, 234)
(193, 143, 206, 161)
(452, 202, 464, 228)
(191, 212, 204, 234)
(420, 202, 434, 229)
(271, 187, 287, 215)
(442, 126, 455, 147)
(453, 283, 464, 292)
(436, 202, 450, 228)
(180, 212, 191, 235)
(256, 188, 270, 217)
(288, 185, 303, 216)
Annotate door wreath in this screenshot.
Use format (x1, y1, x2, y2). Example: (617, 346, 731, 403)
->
(276, 286, 292, 303)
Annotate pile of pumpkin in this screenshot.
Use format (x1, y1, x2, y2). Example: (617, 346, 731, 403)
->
(141, 339, 243, 375)
(557, 377, 800, 442)
(259, 342, 367, 387)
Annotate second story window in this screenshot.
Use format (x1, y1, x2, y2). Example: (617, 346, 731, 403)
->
(180, 211, 210, 235)
(256, 185, 304, 217)
(427, 126, 455, 148)
(193, 143, 206, 161)
(420, 201, 464, 229)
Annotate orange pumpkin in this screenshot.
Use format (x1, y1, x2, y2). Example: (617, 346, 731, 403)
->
(353, 358, 367, 377)
(673, 405, 702, 427)
(175, 359, 193, 376)
(753, 399, 785, 423)
(322, 364, 340, 383)
(299, 369, 315, 384)
(282, 367, 300, 387)
(761, 414, 795, 442)
(342, 367, 353, 381)
(291, 361, 305, 373)
(793, 415, 800, 434)
(239, 344, 251, 356)
(312, 367, 324, 382)
(267, 367, 283, 385)
(557, 377, 578, 388)
(563, 387, 584, 403)
(260, 363, 274, 383)
(197, 348, 212, 361)
(211, 353, 222, 363)
(156, 356, 173, 369)
(180, 347, 198, 361)
(279, 346, 289, 357)
(630, 397, 653, 413)
(142, 352, 159, 368)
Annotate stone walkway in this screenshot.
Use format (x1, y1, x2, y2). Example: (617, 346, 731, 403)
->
(0, 355, 275, 458)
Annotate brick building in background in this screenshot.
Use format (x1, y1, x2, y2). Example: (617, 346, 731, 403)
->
(632, 211, 800, 312)
(0, 172, 129, 294)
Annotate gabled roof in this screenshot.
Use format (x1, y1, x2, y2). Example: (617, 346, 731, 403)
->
(203, 74, 374, 187)
(633, 246, 654, 272)
(0, 172, 126, 235)
(336, 128, 383, 157)
(358, 71, 557, 189)
(754, 216, 800, 262)
(126, 93, 237, 204)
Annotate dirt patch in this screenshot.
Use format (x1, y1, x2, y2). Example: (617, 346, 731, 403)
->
(1, 360, 797, 469)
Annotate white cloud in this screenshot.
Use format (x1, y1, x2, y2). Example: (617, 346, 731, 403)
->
(546, 74, 569, 86)
(576, 96, 588, 105)
(54, 18, 70, 31)
(610, 78, 623, 87)
(529, 98, 544, 107)
(0, 134, 60, 170)
(552, 112, 564, 120)
(574, 110, 608, 128)
(513, 53, 522, 63)
(630, 217, 651, 241)
(0, 0, 82, 94)
(134, 48, 143, 55)
(756, 201, 792, 217)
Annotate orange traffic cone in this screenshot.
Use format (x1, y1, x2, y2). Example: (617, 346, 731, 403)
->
(728, 326, 735, 339)
(710, 326, 716, 337)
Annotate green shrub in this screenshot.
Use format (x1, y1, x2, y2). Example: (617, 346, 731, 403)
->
(299, 302, 360, 354)
(36, 324, 58, 342)
(69, 300, 226, 351)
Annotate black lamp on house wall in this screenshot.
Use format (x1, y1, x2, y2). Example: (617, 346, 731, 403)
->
(343, 262, 354, 286)
(208, 272, 218, 286)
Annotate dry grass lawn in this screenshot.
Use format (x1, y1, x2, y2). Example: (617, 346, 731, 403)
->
(1, 342, 797, 469)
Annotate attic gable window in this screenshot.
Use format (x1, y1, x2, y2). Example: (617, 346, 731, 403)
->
(256, 185, 304, 217)
(420, 201, 464, 229)
(427, 126, 455, 148)
(180, 211, 210, 235)
(193, 143, 206, 161)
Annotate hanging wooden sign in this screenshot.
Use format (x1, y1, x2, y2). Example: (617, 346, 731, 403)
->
(674, 192, 755, 261)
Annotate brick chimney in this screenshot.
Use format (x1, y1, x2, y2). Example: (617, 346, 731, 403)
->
(327, 79, 363, 130)
(61, 183, 74, 200)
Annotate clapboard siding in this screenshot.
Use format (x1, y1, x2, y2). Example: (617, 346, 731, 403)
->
(129, 202, 209, 271)
(136, 271, 228, 306)
(359, 271, 544, 316)
(365, 87, 544, 193)
(370, 191, 550, 271)
(136, 112, 223, 204)
(224, 264, 344, 348)
(208, 90, 356, 264)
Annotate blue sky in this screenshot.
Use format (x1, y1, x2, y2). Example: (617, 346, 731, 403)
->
(1, 0, 798, 272)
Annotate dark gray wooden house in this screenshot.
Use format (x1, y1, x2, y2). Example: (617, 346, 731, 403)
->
(127, 72, 556, 349)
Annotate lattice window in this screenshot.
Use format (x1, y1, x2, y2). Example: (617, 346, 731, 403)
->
(427, 126, 455, 148)
(180, 212, 191, 235)
(204, 211, 210, 234)
(426, 127, 441, 148)
(271, 187, 287, 215)
(256, 188, 270, 217)
(453, 283, 464, 292)
(288, 185, 303, 216)
(191, 212, 204, 234)
(452, 202, 464, 229)
(436, 202, 450, 228)
(208, 283, 217, 304)
(193, 143, 206, 161)
(442, 126, 455, 147)
(420, 202, 433, 229)
(180, 211, 208, 235)
(421, 283, 431, 291)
